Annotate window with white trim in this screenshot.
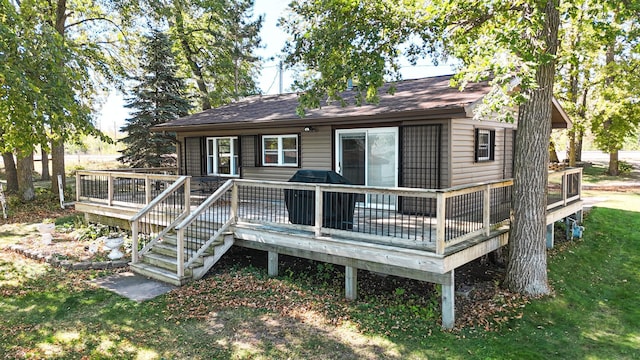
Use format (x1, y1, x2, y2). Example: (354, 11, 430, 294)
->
(262, 134, 298, 166)
(474, 129, 495, 162)
(206, 137, 239, 176)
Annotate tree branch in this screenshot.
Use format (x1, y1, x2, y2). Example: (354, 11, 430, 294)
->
(64, 17, 129, 44)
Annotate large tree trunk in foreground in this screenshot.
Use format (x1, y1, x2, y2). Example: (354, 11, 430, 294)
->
(2, 152, 19, 193)
(504, 0, 559, 296)
(17, 152, 35, 201)
(41, 148, 51, 181)
(51, 142, 66, 192)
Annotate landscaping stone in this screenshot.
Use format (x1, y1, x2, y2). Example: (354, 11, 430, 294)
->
(6, 244, 129, 271)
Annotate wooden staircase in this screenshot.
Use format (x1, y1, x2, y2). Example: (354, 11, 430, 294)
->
(128, 178, 237, 286)
(130, 231, 234, 286)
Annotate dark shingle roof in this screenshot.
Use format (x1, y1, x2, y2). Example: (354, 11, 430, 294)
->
(154, 75, 492, 131)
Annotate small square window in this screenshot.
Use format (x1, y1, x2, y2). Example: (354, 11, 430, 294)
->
(262, 135, 298, 166)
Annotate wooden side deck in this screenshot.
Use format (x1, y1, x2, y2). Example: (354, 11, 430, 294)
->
(74, 168, 583, 328)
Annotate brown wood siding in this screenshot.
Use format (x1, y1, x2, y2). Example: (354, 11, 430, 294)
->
(301, 126, 332, 170)
(178, 125, 332, 182)
(450, 118, 516, 186)
(503, 128, 515, 178)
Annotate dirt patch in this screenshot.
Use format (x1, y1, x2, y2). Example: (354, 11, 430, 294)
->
(205, 309, 402, 359)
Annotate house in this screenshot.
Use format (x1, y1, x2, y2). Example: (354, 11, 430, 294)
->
(75, 75, 581, 329)
(153, 75, 570, 191)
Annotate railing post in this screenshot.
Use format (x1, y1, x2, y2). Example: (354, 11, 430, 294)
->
(562, 171, 568, 206)
(184, 177, 191, 209)
(231, 181, 238, 223)
(483, 184, 491, 236)
(577, 169, 582, 199)
(75, 173, 81, 202)
(145, 175, 152, 204)
(131, 220, 139, 263)
(436, 192, 446, 255)
(315, 185, 322, 237)
(177, 227, 185, 277)
(107, 174, 114, 206)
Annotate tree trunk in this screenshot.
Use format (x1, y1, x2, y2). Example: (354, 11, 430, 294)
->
(2, 152, 19, 193)
(503, 0, 559, 296)
(576, 129, 584, 162)
(51, 142, 66, 192)
(608, 150, 619, 176)
(568, 129, 576, 166)
(41, 148, 51, 181)
(17, 152, 35, 201)
(50, 1, 67, 192)
(174, 1, 212, 110)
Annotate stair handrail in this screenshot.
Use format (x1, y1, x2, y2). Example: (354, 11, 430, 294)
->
(130, 175, 191, 263)
(174, 179, 234, 277)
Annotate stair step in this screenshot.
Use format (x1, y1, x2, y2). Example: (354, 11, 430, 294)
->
(159, 234, 224, 252)
(130, 262, 191, 286)
(142, 252, 201, 272)
(152, 242, 215, 258)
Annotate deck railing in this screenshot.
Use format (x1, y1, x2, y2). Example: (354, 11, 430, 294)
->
(130, 176, 191, 263)
(75, 170, 182, 207)
(547, 167, 582, 210)
(233, 178, 514, 254)
(173, 180, 235, 277)
(77, 167, 582, 264)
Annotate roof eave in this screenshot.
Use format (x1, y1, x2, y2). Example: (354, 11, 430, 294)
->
(151, 106, 469, 133)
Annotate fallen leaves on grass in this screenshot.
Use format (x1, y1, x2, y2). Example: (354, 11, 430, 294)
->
(453, 281, 531, 332)
(164, 269, 346, 325)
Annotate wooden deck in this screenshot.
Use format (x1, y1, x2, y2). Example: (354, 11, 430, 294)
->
(74, 168, 583, 329)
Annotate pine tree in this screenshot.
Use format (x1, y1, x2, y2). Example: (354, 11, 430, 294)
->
(119, 30, 191, 168)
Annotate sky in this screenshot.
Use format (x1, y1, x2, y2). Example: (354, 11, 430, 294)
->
(96, 1, 453, 134)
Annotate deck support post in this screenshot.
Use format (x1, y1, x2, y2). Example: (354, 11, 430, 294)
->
(345, 266, 357, 300)
(546, 223, 554, 249)
(441, 270, 455, 329)
(268, 251, 278, 277)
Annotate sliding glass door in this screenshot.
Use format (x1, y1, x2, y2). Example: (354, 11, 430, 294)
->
(336, 128, 398, 207)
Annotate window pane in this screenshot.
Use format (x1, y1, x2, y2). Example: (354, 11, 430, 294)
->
(282, 137, 297, 150)
(218, 156, 230, 174)
(283, 150, 297, 164)
(264, 151, 278, 164)
(232, 155, 239, 175)
(217, 138, 230, 154)
(263, 138, 278, 150)
(207, 139, 214, 156)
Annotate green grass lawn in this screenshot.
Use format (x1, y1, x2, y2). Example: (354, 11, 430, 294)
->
(1, 204, 639, 359)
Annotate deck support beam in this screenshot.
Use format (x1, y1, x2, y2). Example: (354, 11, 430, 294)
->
(345, 266, 357, 300)
(441, 270, 455, 329)
(268, 251, 278, 277)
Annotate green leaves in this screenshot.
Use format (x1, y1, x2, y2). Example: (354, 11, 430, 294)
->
(282, 0, 430, 113)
